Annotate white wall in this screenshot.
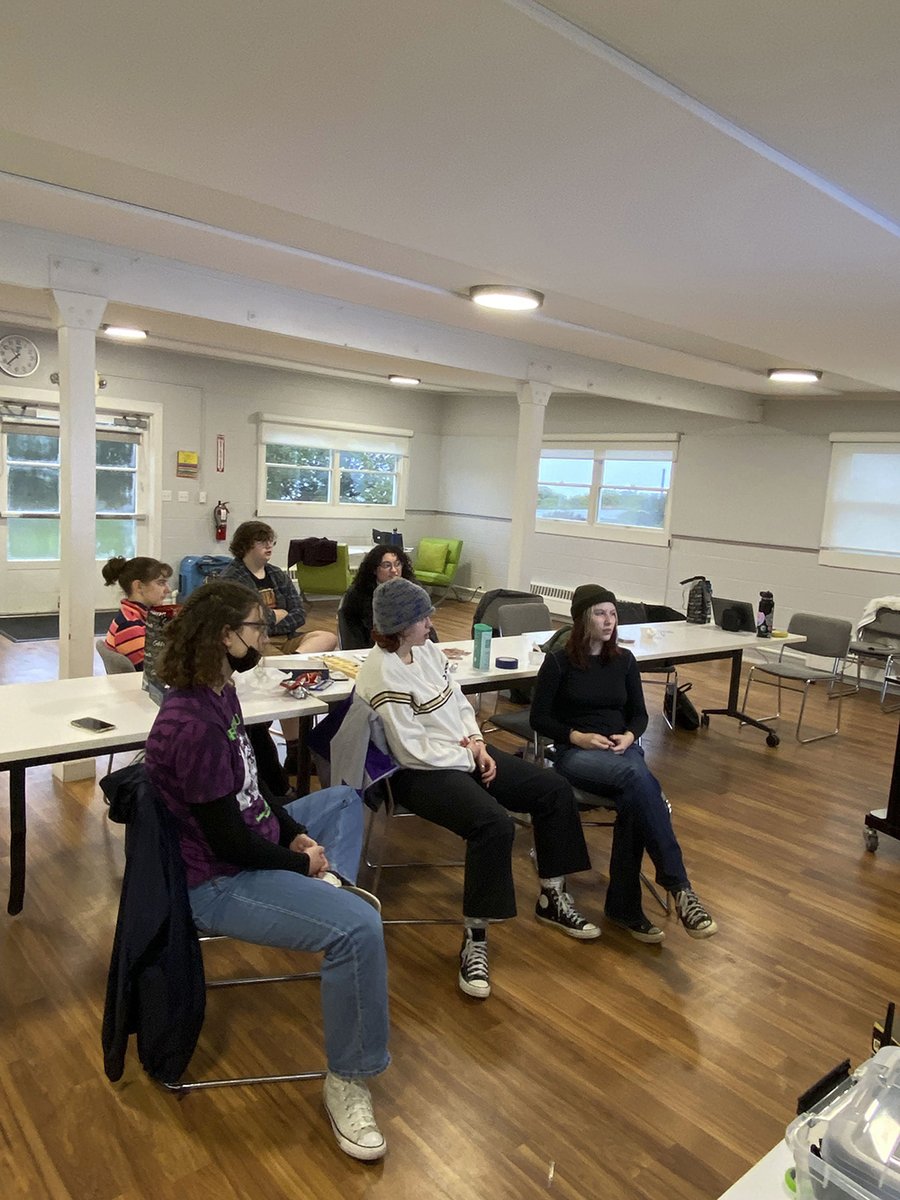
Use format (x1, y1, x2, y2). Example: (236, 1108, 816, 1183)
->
(0, 330, 443, 612)
(5, 325, 900, 635)
(438, 389, 900, 631)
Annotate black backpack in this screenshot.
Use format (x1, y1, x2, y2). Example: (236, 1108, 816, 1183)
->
(664, 681, 700, 731)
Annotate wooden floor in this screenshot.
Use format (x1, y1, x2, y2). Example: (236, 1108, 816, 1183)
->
(2, 602, 899, 1199)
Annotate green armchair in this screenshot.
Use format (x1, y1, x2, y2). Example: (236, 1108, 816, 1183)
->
(413, 537, 469, 602)
(290, 544, 353, 598)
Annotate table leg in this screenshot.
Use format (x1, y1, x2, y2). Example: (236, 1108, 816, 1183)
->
(865, 720, 900, 846)
(294, 715, 314, 796)
(7, 763, 26, 915)
(700, 650, 783, 746)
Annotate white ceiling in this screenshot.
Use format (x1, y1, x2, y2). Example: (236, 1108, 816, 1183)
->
(1, 0, 899, 411)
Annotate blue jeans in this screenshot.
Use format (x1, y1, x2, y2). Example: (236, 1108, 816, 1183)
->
(189, 786, 389, 1079)
(552, 744, 689, 924)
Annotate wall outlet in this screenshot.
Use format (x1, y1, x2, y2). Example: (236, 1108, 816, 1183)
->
(177, 490, 189, 502)
(161, 489, 172, 502)
(198, 491, 207, 504)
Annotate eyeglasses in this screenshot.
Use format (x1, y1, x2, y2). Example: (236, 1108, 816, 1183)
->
(377, 559, 401, 571)
(256, 539, 276, 547)
(241, 621, 269, 631)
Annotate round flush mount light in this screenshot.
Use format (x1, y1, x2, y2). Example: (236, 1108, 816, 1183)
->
(388, 374, 421, 386)
(101, 324, 148, 341)
(767, 367, 822, 383)
(468, 284, 544, 312)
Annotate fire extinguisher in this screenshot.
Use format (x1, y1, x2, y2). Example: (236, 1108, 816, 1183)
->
(213, 499, 230, 542)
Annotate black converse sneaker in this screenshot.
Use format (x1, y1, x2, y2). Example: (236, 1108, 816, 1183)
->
(535, 885, 601, 940)
(672, 888, 718, 938)
(458, 932, 491, 998)
(605, 912, 666, 944)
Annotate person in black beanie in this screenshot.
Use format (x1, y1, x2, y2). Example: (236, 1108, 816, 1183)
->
(530, 584, 717, 943)
(355, 576, 600, 1001)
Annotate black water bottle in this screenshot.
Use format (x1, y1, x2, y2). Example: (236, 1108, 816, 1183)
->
(756, 591, 774, 638)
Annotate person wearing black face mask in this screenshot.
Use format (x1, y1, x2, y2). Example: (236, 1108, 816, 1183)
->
(144, 581, 390, 1161)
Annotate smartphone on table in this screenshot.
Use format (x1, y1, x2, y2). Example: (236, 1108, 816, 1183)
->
(70, 717, 117, 732)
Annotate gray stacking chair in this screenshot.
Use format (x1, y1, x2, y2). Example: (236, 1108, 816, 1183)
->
(846, 607, 900, 712)
(741, 613, 852, 743)
(96, 638, 136, 775)
(479, 601, 553, 760)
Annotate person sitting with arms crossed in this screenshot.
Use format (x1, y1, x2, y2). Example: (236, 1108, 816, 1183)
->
(530, 584, 718, 943)
(222, 520, 337, 777)
(144, 580, 390, 1161)
(354, 576, 600, 1001)
(221, 520, 338, 655)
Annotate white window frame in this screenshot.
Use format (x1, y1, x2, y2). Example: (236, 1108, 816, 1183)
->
(255, 413, 411, 521)
(0, 385, 163, 570)
(535, 434, 679, 547)
(820, 432, 900, 574)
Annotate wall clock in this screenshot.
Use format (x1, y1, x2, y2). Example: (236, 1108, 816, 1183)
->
(0, 334, 40, 378)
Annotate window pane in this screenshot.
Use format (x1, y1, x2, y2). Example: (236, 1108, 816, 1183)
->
(597, 488, 667, 528)
(7, 517, 60, 560)
(338, 451, 398, 472)
(96, 469, 136, 513)
(8, 465, 59, 511)
(602, 459, 671, 488)
(7, 433, 59, 463)
(266, 443, 330, 468)
(536, 484, 590, 521)
(96, 518, 136, 559)
(539, 456, 593, 485)
(96, 441, 136, 467)
(266, 465, 330, 502)
(339, 471, 396, 505)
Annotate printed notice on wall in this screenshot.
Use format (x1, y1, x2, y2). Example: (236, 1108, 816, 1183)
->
(176, 450, 199, 478)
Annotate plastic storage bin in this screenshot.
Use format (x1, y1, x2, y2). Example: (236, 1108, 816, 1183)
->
(787, 1046, 900, 1199)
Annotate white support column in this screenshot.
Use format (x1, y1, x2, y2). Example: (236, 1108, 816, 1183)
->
(507, 381, 552, 591)
(51, 290, 106, 779)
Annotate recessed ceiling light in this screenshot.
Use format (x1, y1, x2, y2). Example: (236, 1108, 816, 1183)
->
(101, 325, 148, 341)
(767, 368, 822, 383)
(469, 285, 544, 312)
(388, 374, 421, 386)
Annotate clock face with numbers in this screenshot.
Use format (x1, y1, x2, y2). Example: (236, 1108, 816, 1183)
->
(0, 334, 40, 378)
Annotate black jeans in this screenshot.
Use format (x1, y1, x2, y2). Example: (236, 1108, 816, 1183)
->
(388, 745, 591, 919)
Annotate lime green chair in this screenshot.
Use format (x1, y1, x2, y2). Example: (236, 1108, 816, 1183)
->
(413, 537, 467, 602)
(291, 544, 353, 598)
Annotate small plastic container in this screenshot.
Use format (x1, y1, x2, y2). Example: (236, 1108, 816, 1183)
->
(786, 1047, 900, 1199)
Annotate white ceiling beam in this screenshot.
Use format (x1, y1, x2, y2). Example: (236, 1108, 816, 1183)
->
(0, 220, 761, 421)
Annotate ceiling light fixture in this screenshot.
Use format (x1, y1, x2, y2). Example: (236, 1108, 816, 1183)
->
(468, 284, 544, 312)
(388, 374, 421, 386)
(101, 324, 148, 341)
(767, 368, 822, 383)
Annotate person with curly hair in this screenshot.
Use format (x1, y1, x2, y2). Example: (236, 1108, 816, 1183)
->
(530, 585, 718, 944)
(101, 555, 174, 666)
(339, 543, 418, 650)
(144, 580, 390, 1161)
(220, 520, 337, 654)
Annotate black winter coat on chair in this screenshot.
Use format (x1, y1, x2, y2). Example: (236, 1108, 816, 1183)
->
(101, 763, 205, 1085)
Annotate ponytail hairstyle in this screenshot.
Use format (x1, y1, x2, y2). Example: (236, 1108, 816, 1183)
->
(102, 555, 172, 596)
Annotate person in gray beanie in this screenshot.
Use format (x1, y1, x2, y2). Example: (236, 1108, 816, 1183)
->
(355, 576, 600, 1001)
(531, 585, 717, 943)
(371, 576, 434, 635)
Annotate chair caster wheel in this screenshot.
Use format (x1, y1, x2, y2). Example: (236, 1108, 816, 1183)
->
(700, 713, 710, 728)
(864, 828, 879, 853)
(766, 733, 780, 748)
